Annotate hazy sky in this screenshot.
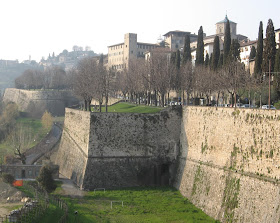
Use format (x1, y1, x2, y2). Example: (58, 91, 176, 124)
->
(0, 0, 279, 62)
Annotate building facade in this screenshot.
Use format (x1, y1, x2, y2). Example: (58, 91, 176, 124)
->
(107, 33, 158, 71)
(190, 15, 247, 64)
(163, 31, 198, 51)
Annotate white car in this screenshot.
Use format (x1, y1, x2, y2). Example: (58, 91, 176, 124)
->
(261, 105, 276, 110)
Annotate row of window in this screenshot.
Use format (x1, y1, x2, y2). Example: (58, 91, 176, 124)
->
(112, 64, 125, 70)
(137, 45, 155, 50)
(109, 57, 124, 63)
(110, 45, 123, 50)
(109, 51, 124, 56)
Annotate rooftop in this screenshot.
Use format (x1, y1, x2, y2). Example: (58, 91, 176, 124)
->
(216, 15, 236, 24)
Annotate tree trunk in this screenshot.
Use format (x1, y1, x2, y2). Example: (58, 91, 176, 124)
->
(84, 100, 88, 111)
(105, 95, 108, 112)
(99, 101, 102, 112)
(161, 93, 165, 107)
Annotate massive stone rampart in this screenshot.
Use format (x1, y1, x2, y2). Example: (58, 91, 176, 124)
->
(175, 106, 280, 222)
(56, 107, 182, 189)
(3, 88, 79, 117)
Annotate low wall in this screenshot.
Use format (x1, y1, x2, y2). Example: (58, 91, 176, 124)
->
(3, 88, 79, 117)
(175, 106, 280, 222)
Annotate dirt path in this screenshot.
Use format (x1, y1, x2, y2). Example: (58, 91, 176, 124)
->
(0, 202, 22, 217)
(59, 175, 85, 198)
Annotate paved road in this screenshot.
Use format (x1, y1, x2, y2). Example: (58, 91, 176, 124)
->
(24, 124, 62, 165)
(59, 174, 85, 198)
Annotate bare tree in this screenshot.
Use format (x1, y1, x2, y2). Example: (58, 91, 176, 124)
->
(9, 124, 33, 164)
(75, 57, 97, 111)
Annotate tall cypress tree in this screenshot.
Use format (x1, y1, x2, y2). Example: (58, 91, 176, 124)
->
(182, 35, 191, 64)
(229, 39, 240, 61)
(249, 46, 256, 60)
(205, 53, 209, 67)
(218, 53, 224, 68)
(262, 19, 276, 73)
(212, 36, 220, 70)
(195, 26, 204, 66)
(254, 21, 263, 75)
(209, 53, 213, 69)
(274, 49, 280, 98)
(223, 20, 231, 65)
(175, 49, 181, 70)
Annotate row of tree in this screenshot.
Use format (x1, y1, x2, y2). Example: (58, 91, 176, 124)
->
(15, 66, 73, 90)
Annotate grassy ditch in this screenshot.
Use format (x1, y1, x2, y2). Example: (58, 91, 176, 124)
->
(53, 186, 219, 223)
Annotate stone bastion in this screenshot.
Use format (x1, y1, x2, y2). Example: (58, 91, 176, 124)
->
(56, 106, 280, 222)
(3, 88, 79, 117)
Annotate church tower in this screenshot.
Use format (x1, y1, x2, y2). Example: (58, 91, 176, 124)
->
(215, 15, 237, 39)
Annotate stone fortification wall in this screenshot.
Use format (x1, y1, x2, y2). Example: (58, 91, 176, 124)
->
(55, 109, 91, 186)
(56, 107, 182, 189)
(3, 88, 79, 117)
(175, 106, 280, 222)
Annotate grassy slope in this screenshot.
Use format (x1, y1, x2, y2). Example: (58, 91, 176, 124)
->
(0, 118, 50, 161)
(93, 102, 164, 113)
(53, 187, 218, 223)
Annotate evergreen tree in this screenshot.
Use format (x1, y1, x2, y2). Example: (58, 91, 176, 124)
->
(37, 165, 57, 193)
(182, 35, 192, 64)
(212, 36, 220, 70)
(249, 46, 256, 60)
(218, 53, 224, 68)
(254, 21, 263, 75)
(275, 49, 280, 72)
(223, 20, 231, 65)
(262, 19, 276, 73)
(209, 53, 213, 69)
(195, 26, 204, 66)
(170, 52, 176, 64)
(229, 39, 240, 61)
(205, 53, 209, 67)
(175, 49, 181, 70)
(274, 49, 280, 98)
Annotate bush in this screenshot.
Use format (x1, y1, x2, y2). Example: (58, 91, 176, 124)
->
(2, 173, 15, 185)
(37, 165, 56, 193)
(274, 101, 280, 109)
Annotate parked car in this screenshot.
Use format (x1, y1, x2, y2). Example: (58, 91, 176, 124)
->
(261, 105, 276, 110)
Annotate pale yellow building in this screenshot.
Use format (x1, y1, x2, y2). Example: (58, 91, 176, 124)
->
(107, 33, 158, 70)
(163, 31, 198, 51)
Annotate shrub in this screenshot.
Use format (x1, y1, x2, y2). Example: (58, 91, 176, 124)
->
(37, 165, 57, 193)
(2, 173, 15, 185)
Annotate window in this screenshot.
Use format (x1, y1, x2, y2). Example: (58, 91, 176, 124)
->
(131, 50, 133, 54)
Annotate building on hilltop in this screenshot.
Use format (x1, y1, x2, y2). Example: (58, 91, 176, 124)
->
(239, 39, 257, 73)
(107, 33, 159, 71)
(163, 31, 198, 51)
(190, 15, 247, 64)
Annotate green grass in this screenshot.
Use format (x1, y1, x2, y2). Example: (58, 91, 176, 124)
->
(53, 186, 219, 223)
(92, 102, 163, 113)
(0, 117, 51, 161)
(38, 203, 64, 223)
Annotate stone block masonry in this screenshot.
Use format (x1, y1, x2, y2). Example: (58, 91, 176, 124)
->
(175, 106, 280, 222)
(56, 105, 280, 222)
(3, 88, 79, 117)
(56, 106, 182, 189)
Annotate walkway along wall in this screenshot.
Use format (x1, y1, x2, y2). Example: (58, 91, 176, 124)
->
(56, 107, 182, 189)
(174, 106, 280, 223)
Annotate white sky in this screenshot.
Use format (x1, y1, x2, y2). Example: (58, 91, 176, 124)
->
(0, 0, 279, 62)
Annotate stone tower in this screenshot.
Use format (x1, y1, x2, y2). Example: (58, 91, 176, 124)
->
(123, 33, 137, 68)
(215, 15, 237, 39)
